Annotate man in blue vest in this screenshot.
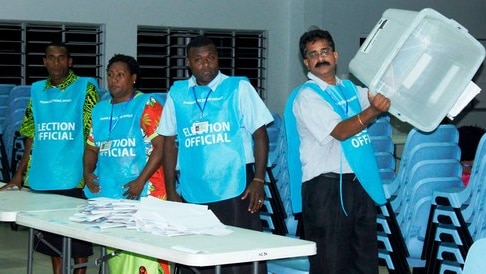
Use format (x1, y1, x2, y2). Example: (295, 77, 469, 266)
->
(284, 28, 391, 273)
(0, 41, 99, 274)
(158, 36, 273, 274)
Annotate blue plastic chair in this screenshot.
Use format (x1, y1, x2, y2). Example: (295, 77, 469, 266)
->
(9, 85, 31, 98)
(398, 159, 462, 233)
(0, 84, 15, 97)
(424, 166, 486, 272)
(268, 257, 309, 274)
(267, 113, 282, 167)
(368, 114, 392, 137)
(422, 133, 486, 270)
(391, 142, 461, 213)
(371, 136, 395, 154)
(97, 89, 111, 101)
(462, 237, 486, 274)
(394, 125, 459, 189)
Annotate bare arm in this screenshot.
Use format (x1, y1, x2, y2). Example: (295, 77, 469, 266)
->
(83, 144, 100, 194)
(162, 135, 180, 202)
(241, 126, 268, 213)
(331, 91, 390, 140)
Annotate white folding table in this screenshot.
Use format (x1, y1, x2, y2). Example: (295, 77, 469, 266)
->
(0, 185, 86, 222)
(16, 208, 316, 274)
(0, 184, 89, 273)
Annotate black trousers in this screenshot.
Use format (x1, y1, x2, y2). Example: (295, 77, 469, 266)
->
(302, 173, 378, 274)
(177, 164, 267, 274)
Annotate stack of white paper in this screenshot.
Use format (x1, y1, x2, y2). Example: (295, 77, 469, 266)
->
(69, 198, 139, 230)
(70, 197, 232, 237)
(132, 196, 232, 236)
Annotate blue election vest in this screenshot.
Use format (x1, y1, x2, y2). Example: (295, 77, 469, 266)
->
(170, 77, 247, 204)
(29, 77, 95, 190)
(84, 92, 154, 199)
(285, 80, 386, 213)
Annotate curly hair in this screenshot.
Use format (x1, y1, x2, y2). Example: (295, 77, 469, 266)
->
(107, 54, 141, 88)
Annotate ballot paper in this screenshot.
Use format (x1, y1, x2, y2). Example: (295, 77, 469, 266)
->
(447, 81, 482, 120)
(70, 197, 232, 236)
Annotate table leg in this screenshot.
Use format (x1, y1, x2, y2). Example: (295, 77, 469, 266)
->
(27, 228, 34, 274)
(252, 261, 259, 274)
(215, 265, 221, 274)
(100, 246, 107, 274)
(62, 236, 72, 274)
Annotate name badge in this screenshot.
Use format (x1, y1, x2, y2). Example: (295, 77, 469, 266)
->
(191, 121, 209, 134)
(100, 140, 112, 152)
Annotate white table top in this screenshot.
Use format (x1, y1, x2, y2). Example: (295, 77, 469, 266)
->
(16, 208, 316, 267)
(0, 183, 86, 222)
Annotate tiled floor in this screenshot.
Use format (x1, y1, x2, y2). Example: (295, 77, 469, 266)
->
(1, 222, 390, 274)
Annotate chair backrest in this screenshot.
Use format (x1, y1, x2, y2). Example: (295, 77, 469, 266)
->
(403, 176, 463, 240)
(375, 151, 396, 170)
(402, 125, 459, 159)
(395, 158, 462, 214)
(407, 142, 461, 165)
(463, 237, 486, 274)
(0, 94, 9, 107)
(371, 136, 394, 154)
(267, 113, 282, 166)
(462, 133, 486, 215)
(368, 114, 392, 137)
(393, 125, 460, 199)
(98, 89, 111, 101)
(0, 84, 15, 96)
(9, 85, 31, 98)
(470, 133, 486, 175)
(467, 155, 486, 239)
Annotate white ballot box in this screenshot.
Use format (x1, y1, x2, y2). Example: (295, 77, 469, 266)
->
(349, 8, 485, 132)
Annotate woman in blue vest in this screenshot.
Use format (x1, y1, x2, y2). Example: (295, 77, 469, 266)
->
(83, 54, 169, 273)
(285, 28, 391, 274)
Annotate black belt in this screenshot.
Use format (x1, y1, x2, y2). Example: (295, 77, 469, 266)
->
(320, 172, 357, 181)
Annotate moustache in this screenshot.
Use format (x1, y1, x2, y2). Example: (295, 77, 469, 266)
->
(315, 61, 330, 68)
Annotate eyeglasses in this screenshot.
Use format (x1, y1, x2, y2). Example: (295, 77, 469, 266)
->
(306, 48, 333, 60)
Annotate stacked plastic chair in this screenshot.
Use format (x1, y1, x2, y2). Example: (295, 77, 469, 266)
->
(393, 143, 461, 218)
(422, 133, 486, 273)
(0, 84, 16, 95)
(387, 125, 459, 210)
(2, 86, 31, 176)
(0, 92, 10, 133)
(1, 85, 31, 179)
(399, 159, 462, 261)
(368, 115, 414, 273)
(400, 126, 463, 270)
(266, 113, 310, 274)
(259, 113, 287, 236)
(374, 124, 462, 273)
(0, 84, 16, 180)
